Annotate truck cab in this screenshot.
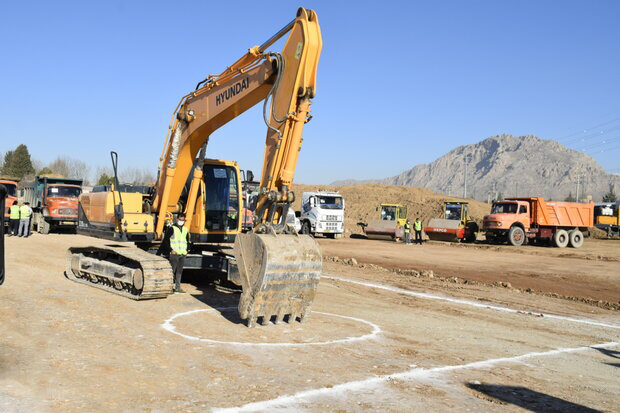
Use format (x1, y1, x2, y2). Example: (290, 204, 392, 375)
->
(0, 179, 18, 227)
(300, 191, 345, 238)
(484, 200, 530, 231)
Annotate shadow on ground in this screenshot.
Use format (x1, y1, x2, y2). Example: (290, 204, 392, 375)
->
(591, 346, 620, 368)
(466, 382, 602, 413)
(182, 269, 245, 325)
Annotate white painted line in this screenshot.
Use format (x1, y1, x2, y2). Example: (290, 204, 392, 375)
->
(323, 274, 620, 330)
(161, 307, 381, 347)
(213, 341, 620, 412)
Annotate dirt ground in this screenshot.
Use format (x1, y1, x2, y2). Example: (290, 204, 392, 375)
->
(1, 233, 618, 412)
(318, 237, 620, 304)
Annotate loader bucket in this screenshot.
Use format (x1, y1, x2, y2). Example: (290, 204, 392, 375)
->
(424, 218, 464, 242)
(233, 232, 322, 327)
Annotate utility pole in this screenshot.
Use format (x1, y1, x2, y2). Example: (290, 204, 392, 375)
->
(576, 174, 585, 202)
(463, 154, 472, 199)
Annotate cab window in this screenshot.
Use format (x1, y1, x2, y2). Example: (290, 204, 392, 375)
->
(519, 205, 527, 214)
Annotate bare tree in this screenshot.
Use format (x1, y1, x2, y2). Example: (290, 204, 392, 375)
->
(47, 157, 70, 177)
(47, 157, 91, 185)
(120, 167, 155, 185)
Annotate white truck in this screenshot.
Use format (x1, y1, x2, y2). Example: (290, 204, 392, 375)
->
(299, 191, 345, 238)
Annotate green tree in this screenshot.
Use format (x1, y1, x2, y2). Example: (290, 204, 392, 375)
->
(602, 183, 617, 202)
(37, 167, 53, 175)
(97, 173, 111, 186)
(1, 151, 14, 176)
(1, 144, 34, 179)
(564, 192, 576, 202)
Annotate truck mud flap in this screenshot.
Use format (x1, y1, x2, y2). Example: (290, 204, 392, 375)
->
(234, 233, 322, 327)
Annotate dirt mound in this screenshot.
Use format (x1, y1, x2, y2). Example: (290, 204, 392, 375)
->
(292, 184, 491, 236)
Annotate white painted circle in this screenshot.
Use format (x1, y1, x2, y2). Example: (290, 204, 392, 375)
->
(162, 306, 381, 347)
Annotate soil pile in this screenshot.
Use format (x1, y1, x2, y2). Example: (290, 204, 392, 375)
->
(292, 184, 490, 236)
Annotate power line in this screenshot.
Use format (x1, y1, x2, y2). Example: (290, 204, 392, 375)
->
(555, 115, 620, 141)
(576, 135, 620, 151)
(562, 124, 620, 145)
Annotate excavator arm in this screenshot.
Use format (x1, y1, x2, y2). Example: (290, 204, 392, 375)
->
(152, 7, 322, 238)
(153, 7, 323, 326)
(66, 8, 323, 327)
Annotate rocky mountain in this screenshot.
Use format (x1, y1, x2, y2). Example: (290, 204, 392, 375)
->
(332, 134, 618, 201)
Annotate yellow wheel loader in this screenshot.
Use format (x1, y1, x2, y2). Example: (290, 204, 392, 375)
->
(359, 204, 408, 241)
(424, 201, 478, 243)
(66, 8, 323, 327)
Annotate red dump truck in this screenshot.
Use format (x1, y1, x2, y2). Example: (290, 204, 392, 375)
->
(19, 176, 83, 234)
(483, 197, 593, 248)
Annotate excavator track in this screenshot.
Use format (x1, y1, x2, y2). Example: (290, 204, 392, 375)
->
(65, 246, 174, 300)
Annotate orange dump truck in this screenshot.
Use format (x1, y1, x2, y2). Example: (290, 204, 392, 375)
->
(0, 179, 18, 228)
(483, 197, 593, 248)
(19, 176, 83, 234)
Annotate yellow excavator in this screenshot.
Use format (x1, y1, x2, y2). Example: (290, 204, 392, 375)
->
(65, 8, 323, 327)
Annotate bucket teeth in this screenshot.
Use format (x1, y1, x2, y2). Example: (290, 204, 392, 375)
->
(247, 316, 257, 328)
(299, 312, 310, 323)
(275, 310, 286, 324)
(260, 316, 271, 326)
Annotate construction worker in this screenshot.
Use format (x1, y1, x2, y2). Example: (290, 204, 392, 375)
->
(414, 217, 423, 245)
(18, 202, 32, 238)
(167, 212, 189, 293)
(8, 201, 20, 236)
(404, 219, 411, 244)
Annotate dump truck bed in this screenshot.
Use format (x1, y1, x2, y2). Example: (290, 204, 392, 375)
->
(507, 197, 593, 228)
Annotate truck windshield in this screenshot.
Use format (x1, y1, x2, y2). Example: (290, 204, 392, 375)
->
(491, 202, 517, 214)
(48, 186, 81, 198)
(318, 196, 343, 209)
(2, 183, 16, 197)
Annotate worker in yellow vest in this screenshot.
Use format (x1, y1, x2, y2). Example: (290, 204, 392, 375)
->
(8, 201, 20, 236)
(167, 212, 189, 293)
(18, 202, 33, 238)
(414, 217, 423, 245)
(403, 219, 411, 244)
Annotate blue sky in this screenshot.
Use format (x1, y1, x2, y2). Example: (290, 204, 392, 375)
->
(1, 1, 619, 183)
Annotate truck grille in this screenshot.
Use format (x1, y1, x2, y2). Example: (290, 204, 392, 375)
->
(325, 215, 340, 222)
(325, 222, 339, 230)
(58, 208, 77, 216)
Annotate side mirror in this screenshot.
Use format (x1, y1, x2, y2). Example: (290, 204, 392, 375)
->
(247, 170, 254, 182)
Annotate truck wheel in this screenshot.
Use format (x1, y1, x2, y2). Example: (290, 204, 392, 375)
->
(508, 226, 525, 246)
(568, 229, 584, 248)
(553, 229, 569, 248)
(301, 221, 311, 235)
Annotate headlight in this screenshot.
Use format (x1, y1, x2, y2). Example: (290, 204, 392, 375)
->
(52, 209, 58, 214)
(497, 222, 502, 227)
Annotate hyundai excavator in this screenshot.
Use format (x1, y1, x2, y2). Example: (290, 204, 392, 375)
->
(65, 8, 323, 327)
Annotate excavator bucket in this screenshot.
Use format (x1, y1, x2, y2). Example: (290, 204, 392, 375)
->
(424, 218, 464, 242)
(233, 232, 322, 327)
